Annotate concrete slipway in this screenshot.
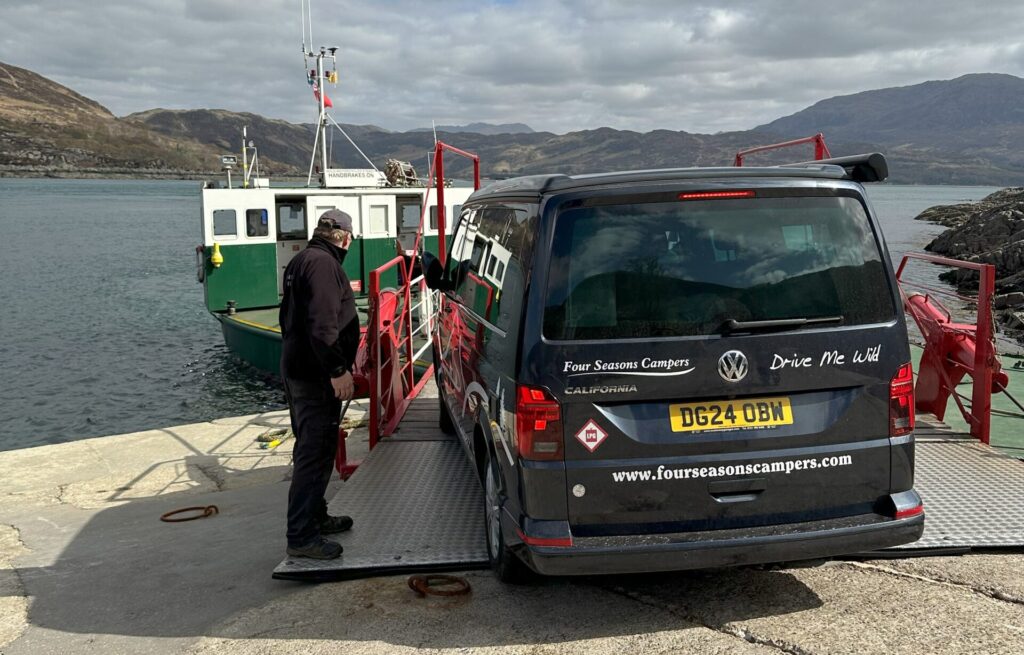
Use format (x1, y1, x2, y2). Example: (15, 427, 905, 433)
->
(1, 386, 1023, 654)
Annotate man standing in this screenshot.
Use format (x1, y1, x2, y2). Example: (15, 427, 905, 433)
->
(279, 210, 360, 559)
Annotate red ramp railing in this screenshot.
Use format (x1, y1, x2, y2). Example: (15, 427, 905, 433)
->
(896, 253, 1007, 443)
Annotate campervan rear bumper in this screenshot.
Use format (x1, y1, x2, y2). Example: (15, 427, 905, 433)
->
(511, 510, 924, 576)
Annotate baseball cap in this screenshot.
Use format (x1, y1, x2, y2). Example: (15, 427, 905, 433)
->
(318, 209, 353, 233)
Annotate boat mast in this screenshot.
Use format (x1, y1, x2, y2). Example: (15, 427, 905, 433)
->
(316, 48, 329, 183)
(301, 1, 337, 188)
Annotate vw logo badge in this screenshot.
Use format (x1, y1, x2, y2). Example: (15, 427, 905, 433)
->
(718, 350, 748, 383)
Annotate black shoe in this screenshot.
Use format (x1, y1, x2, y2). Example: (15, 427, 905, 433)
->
(286, 537, 343, 559)
(319, 514, 353, 534)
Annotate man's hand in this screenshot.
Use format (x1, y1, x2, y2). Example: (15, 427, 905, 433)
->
(331, 371, 354, 400)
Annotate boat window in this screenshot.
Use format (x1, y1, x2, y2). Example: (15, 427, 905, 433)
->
(369, 205, 389, 234)
(399, 202, 420, 230)
(213, 209, 237, 237)
(246, 209, 269, 237)
(429, 204, 461, 231)
(277, 203, 306, 239)
(544, 195, 896, 340)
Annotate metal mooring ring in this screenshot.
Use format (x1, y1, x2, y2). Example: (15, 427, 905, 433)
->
(407, 574, 472, 597)
(160, 505, 220, 523)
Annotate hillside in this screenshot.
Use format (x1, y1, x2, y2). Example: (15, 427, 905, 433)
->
(133, 108, 1023, 185)
(0, 62, 227, 177)
(0, 62, 303, 178)
(757, 73, 1024, 173)
(408, 122, 535, 135)
(131, 109, 794, 179)
(5, 61, 1024, 184)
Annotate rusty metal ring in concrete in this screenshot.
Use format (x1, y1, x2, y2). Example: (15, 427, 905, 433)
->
(160, 505, 220, 523)
(407, 574, 472, 597)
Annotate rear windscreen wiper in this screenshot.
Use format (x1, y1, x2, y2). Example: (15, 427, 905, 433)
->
(721, 315, 843, 334)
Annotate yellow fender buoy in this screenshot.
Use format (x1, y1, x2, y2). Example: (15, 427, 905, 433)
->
(211, 242, 224, 268)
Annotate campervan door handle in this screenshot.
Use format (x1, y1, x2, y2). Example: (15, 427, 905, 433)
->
(708, 478, 767, 503)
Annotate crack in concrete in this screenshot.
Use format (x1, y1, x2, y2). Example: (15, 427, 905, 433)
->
(842, 561, 1024, 606)
(1, 522, 27, 554)
(601, 584, 814, 655)
(0, 523, 30, 650)
(83, 440, 116, 476)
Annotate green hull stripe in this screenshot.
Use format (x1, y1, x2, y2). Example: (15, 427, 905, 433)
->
(204, 243, 278, 313)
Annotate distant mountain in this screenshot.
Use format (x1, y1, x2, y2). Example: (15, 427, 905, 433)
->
(0, 62, 224, 177)
(136, 109, 1023, 185)
(408, 122, 535, 135)
(125, 108, 313, 175)
(4, 61, 1024, 185)
(134, 109, 777, 179)
(757, 73, 1024, 172)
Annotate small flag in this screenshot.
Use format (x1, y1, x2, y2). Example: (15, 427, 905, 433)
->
(312, 83, 333, 108)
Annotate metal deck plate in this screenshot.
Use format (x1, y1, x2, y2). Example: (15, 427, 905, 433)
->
(273, 438, 488, 581)
(274, 410, 1024, 579)
(888, 438, 1024, 550)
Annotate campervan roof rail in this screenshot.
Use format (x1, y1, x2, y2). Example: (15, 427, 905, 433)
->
(781, 152, 889, 183)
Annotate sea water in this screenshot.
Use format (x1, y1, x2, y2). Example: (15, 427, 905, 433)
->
(0, 179, 999, 450)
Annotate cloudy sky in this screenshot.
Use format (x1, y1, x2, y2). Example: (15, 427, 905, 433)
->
(2, 0, 1023, 134)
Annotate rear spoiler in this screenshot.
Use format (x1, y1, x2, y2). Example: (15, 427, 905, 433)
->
(782, 153, 888, 183)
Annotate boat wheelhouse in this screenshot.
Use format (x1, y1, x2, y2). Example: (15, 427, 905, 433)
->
(196, 26, 474, 376)
(198, 179, 473, 374)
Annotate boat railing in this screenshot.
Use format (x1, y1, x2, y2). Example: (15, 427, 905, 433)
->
(365, 256, 435, 449)
(734, 133, 831, 166)
(333, 141, 483, 476)
(895, 252, 1020, 443)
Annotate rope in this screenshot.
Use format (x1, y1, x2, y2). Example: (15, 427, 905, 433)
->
(407, 574, 472, 597)
(160, 506, 219, 523)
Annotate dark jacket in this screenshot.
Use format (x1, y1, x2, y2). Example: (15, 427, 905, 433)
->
(279, 237, 360, 381)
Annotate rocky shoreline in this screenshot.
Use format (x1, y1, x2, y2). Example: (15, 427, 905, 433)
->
(916, 186, 1024, 336)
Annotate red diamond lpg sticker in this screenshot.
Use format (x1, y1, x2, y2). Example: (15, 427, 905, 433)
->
(575, 419, 608, 453)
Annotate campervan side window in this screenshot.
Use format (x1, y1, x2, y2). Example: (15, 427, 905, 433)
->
(246, 209, 269, 237)
(213, 209, 237, 237)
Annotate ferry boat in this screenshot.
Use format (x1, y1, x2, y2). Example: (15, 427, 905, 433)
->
(195, 41, 474, 376)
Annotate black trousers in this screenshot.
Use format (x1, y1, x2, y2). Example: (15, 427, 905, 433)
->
(283, 376, 341, 548)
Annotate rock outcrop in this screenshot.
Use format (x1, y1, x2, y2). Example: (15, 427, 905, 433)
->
(921, 188, 1024, 293)
(918, 189, 1024, 344)
(919, 188, 1024, 342)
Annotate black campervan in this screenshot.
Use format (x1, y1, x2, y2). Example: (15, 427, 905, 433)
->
(423, 154, 924, 581)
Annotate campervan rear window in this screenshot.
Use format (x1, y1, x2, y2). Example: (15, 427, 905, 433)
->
(543, 194, 895, 340)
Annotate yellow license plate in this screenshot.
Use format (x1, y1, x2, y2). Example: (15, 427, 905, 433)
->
(669, 397, 793, 433)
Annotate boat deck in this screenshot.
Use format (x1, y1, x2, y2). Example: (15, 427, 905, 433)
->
(222, 297, 376, 334)
(273, 382, 1024, 581)
(222, 307, 281, 333)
